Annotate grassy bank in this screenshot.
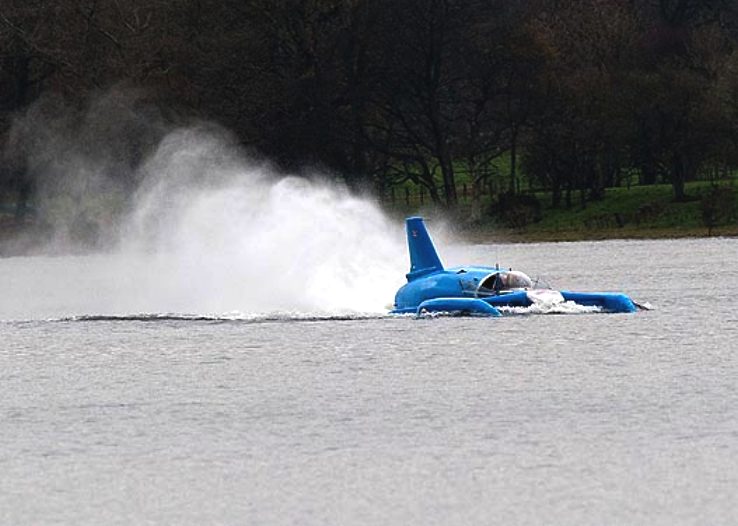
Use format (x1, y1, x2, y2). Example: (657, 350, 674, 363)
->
(388, 180, 738, 243)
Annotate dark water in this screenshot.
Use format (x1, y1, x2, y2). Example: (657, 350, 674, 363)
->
(2, 238, 737, 525)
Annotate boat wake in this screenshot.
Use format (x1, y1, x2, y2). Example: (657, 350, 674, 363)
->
(53, 311, 390, 324)
(498, 301, 602, 315)
(21, 303, 604, 324)
(414, 301, 602, 318)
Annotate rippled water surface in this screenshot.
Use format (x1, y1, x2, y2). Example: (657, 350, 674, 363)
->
(2, 237, 737, 525)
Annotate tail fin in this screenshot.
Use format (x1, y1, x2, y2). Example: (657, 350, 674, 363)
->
(405, 217, 444, 281)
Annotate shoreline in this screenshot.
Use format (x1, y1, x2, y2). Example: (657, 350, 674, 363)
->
(2, 223, 735, 258)
(456, 224, 738, 244)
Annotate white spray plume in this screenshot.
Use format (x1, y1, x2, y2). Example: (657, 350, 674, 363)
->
(3, 94, 408, 318)
(117, 126, 406, 315)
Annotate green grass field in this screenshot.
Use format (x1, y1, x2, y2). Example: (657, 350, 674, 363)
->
(385, 179, 738, 242)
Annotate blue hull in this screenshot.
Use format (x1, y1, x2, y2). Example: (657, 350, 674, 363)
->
(391, 290, 636, 316)
(391, 217, 640, 318)
(415, 298, 502, 317)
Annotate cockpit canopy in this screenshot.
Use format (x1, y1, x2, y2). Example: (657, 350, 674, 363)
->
(478, 270, 533, 295)
(504, 270, 533, 289)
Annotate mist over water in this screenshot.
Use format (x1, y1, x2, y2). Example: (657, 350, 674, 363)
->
(2, 94, 407, 319)
(120, 128, 406, 315)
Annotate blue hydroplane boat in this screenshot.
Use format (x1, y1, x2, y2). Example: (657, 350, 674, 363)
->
(391, 217, 638, 317)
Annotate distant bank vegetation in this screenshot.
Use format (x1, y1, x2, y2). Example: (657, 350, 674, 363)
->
(2, 0, 738, 234)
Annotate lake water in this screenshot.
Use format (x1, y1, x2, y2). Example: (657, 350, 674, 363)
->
(2, 237, 737, 525)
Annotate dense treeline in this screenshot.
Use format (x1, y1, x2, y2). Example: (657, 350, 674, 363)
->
(2, 0, 738, 220)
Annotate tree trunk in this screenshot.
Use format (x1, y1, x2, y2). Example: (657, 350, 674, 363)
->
(470, 177, 484, 222)
(551, 178, 562, 208)
(589, 164, 605, 201)
(439, 152, 457, 207)
(428, 183, 442, 204)
(417, 164, 442, 205)
(672, 154, 687, 201)
(509, 130, 518, 194)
